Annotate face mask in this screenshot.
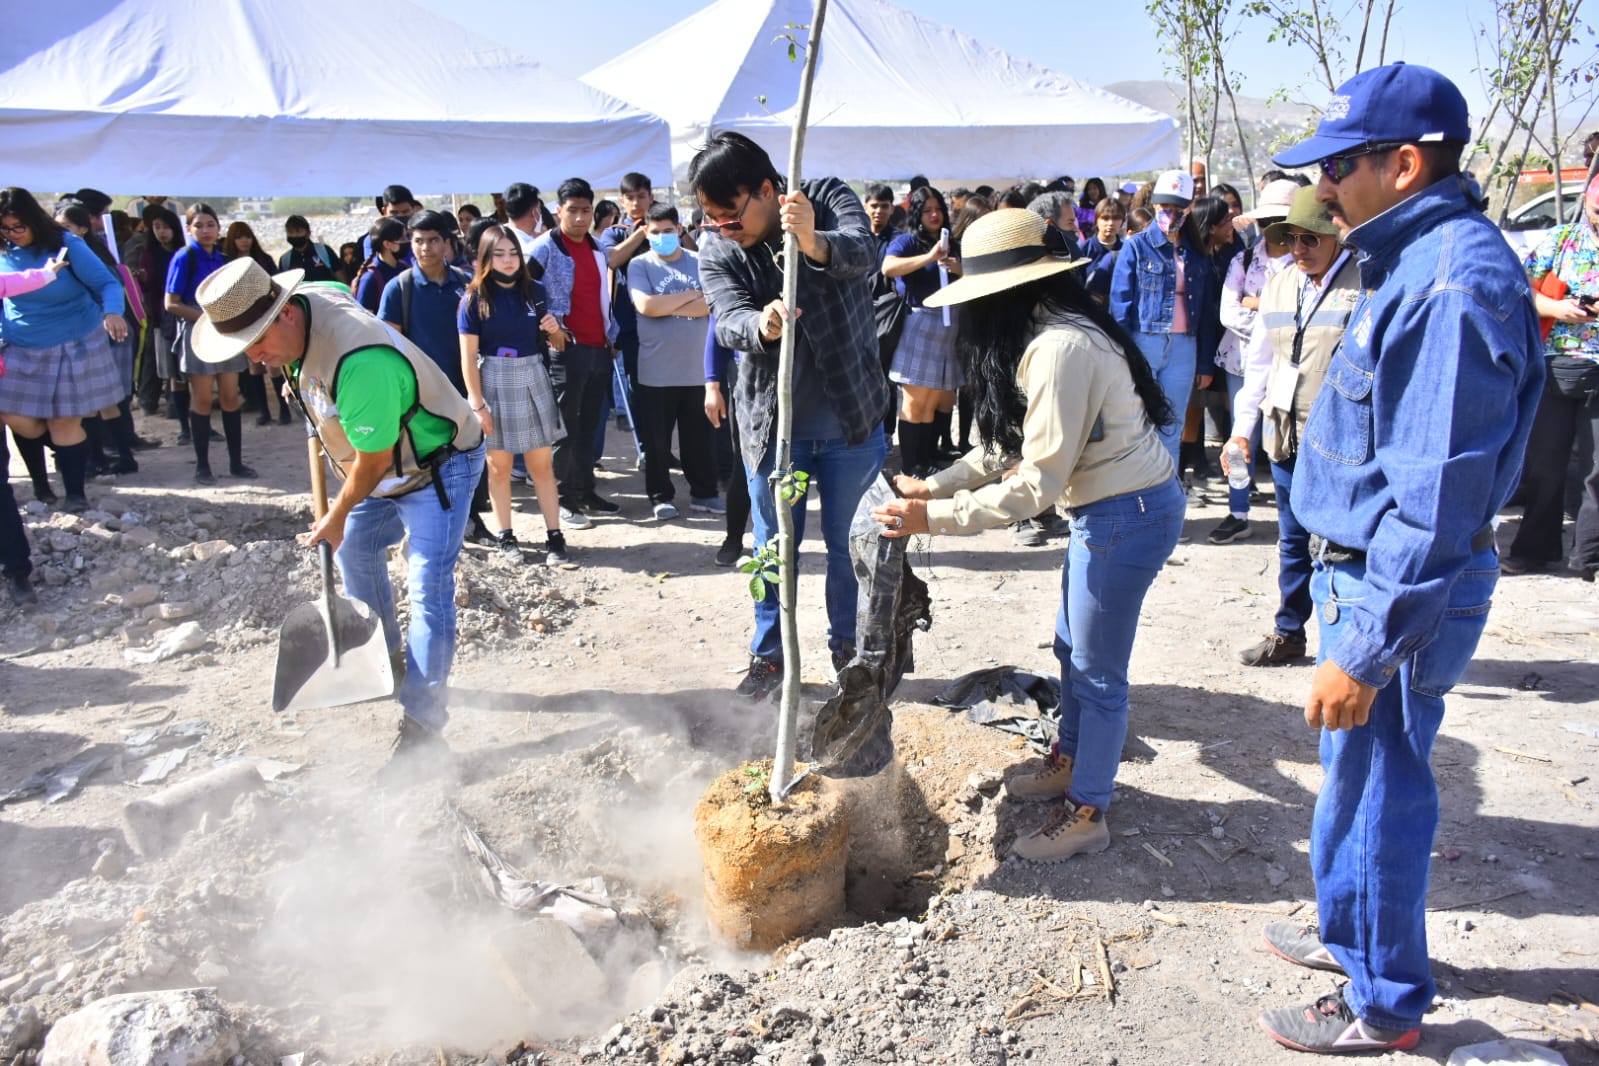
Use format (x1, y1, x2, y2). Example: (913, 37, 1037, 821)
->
(1155, 208, 1180, 233)
(287, 235, 310, 250)
(648, 232, 681, 257)
(490, 269, 520, 285)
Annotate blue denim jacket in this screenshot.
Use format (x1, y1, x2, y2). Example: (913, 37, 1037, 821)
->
(1295, 177, 1544, 689)
(1108, 228, 1223, 369)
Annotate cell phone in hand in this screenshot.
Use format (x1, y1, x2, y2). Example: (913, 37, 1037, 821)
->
(939, 228, 950, 257)
(49, 248, 68, 269)
(1579, 294, 1597, 312)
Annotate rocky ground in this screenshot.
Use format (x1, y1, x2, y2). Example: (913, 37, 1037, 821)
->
(2, 411, 1597, 1066)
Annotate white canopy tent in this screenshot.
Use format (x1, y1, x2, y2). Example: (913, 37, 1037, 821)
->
(0, 0, 671, 195)
(583, 0, 1179, 185)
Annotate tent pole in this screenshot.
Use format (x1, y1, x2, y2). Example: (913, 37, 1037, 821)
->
(769, 0, 830, 806)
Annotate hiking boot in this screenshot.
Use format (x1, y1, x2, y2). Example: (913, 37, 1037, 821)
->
(1007, 749, 1075, 800)
(1011, 519, 1046, 547)
(6, 570, 37, 606)
(1239, 632, 1308, 667)
(495, 531, 524, 563)
(735, 654, 783, 702)
(558, 505, 592, 530)
(1208, 515, 1252, 544)
(1262, 922, 1347, 974)
(714, 540, 744, 567)
(1259, 987, 1419, 1054)
(582, 492, 619, 514)
(1011, 799, 1110, 862)
(653, 500, 679, 520)
(544, 531, 574, 567)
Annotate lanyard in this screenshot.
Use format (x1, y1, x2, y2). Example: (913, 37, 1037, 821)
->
(1291, 251, 1353, 366)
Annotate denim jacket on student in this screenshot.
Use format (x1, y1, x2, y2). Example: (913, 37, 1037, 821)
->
(1293, 176, 1544, 689)
(1108, 227, 1223, 368)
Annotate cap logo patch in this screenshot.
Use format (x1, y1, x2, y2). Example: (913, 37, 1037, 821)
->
(1325, 94, 1351, 121)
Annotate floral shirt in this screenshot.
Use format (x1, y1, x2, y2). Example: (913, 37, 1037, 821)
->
(1524, 221, 1599, 358)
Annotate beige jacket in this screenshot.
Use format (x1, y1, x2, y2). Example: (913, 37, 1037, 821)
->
(924, 310, 1174, 534)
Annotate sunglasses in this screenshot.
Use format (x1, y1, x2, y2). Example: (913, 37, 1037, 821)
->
(1284, 232, 1326, 250)
(700, 192, 754, 235)
(1318, 142, 1407, 184)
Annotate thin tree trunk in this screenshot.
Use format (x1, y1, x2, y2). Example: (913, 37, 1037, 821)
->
(1540, 0, 1564, 223)
(1377, 0, 1396, 63)
(769, 0, 830, 805)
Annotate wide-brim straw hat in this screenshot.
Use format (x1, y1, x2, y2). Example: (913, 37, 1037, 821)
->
(190, 258, 304, 364)
(924, 209, 1089, 309)
(1263, 185, 1340, 244)
(1241, 179, 1301, 222)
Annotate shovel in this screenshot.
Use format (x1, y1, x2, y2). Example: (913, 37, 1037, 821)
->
(271, 429, 394, 713)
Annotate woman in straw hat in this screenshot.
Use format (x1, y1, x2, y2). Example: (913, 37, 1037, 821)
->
(872, 208, 1184, 863)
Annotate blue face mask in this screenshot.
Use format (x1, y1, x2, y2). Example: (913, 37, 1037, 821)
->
(648, 232, 680, 257)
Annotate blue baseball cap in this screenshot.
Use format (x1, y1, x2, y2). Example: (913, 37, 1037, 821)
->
(1273, 63, 1470, 168)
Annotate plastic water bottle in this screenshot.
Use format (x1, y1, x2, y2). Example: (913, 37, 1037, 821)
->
(1224, 441, 1251, 490)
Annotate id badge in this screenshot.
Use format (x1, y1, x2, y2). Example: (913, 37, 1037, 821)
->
(1266, 362, 1300, 412)
(497, 346, 519, 359)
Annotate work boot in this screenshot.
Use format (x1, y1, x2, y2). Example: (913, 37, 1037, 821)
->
(1007, 748, 1074, 801)
(1011, 799, 1110, 862)
(1238, 632, 1308, 667)
(379, 716, 454, 785)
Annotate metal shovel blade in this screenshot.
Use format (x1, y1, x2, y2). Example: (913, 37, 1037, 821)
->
(271, 543, 394, 713)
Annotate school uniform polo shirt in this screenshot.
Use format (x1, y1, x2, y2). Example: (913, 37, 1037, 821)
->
(377, 266, 470, 396)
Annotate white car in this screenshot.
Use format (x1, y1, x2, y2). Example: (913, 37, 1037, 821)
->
(1502, 182, 1586, 258)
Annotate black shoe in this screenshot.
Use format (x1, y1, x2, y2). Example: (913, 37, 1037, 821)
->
(255, 411, 273, 427)
(176, 428, 192, 446)
(1238, 633, 1308, 667)
(130, 435, 162, 451)
(466, 517, 498, 547)
(279, 406, 294, 426)
(228, 463, 259, 479)
(714, 540, 743, 567)
(5, 570, 37, 606)
(1207, 515, 1252, 544)
(108, 456, 139, 476)
(62, 494, 90, 514)
(194, 468, 215, 486)
(31, 482, 57, 505)
(582, 492, 619, 514)
(1499, 556, 1545, 575)
(734, 654, 783, 702)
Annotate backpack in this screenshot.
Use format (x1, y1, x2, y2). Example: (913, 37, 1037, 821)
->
(394, 265, 469, 337)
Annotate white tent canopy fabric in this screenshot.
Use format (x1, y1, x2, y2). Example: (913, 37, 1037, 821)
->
(583, 0, 1179, 184)
(0, 0, 671, 195)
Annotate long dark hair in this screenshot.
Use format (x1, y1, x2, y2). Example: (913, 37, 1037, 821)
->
(351, 216, 407, 290)
(957, 269, 1175, 458)
(1188, 196, 1232, 252)
(1079, 178, 1107, 211)
(468, 224, 536, 321)
(906, 185, 951, 253)
(55, 204, 118, 270)
(0, 187, 65, 254)
(223, 220, 275, 271)
(142, 205, 184, 252)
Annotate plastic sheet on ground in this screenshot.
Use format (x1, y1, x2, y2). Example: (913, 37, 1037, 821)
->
(933, 666, 1063, 753)
(812, 475, 932, 778)
(452, 807, 621, 940)
(0, 750, 108, 807)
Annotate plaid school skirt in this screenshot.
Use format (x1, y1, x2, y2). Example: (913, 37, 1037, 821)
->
(0, 327, 125, 418)
(480, 355, 564, 454)
(889, 307, 963, 390)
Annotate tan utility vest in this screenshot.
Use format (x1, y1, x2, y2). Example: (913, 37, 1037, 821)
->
(290, 285, 481, 498)
(1257, 256, 1361, 463)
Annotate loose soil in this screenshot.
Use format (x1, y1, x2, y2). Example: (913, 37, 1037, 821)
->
(2, 416, 1597, 1066)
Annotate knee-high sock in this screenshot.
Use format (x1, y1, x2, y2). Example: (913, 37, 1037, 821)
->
(220, 408, 244, 468)
(14, 432, 51, 494)
(112, 401, 137, 462)
(190, 410, 212, 471)
(55, 440, 89, 499)
(933, 409, 954, 452)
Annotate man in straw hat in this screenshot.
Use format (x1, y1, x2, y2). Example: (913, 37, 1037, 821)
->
(1250, 63, 1543, 1054)
(869, 207, 1183, 863)
(189, 259, 486, 768)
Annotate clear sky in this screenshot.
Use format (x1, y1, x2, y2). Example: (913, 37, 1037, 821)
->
(413, 0, 1501, 116)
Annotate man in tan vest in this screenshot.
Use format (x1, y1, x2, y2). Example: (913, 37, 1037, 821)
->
(1226, 186, 1359, 668)
(189, 259, 486, 768)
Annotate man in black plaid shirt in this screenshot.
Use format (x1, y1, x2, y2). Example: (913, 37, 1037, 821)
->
(693, 132, 890, 702)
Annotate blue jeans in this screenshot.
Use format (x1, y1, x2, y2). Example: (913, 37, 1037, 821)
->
(1225, 370, 1261, 515)
(746, 428, 887, 659)
(1310, 549, 1497, 1029)
(1271, 455, 1314, 640)
(1054, 478, 1185, 810)
(335, 443, 487, 732)
(1134, 332, 1198, 468)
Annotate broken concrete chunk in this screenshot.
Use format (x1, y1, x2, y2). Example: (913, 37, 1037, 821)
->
(40, 988, 239, 1066)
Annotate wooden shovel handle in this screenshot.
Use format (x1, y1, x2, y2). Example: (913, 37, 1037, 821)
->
(307, 433, 329, 521)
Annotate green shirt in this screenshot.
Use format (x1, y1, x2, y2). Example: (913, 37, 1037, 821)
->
(331, 346, 455, 457)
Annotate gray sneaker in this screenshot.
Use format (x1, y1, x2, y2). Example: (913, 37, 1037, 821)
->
(559, 505, 592, 530)
(1262, 922, 1347, 974)
(1011, 519, 1046, 547)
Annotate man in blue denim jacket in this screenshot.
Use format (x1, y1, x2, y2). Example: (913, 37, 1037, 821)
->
(1254, 64, 1544, 1055)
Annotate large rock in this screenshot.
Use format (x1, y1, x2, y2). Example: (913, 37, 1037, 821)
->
(0, 1004, 43, 1058)
(40, 988, 238, 1066)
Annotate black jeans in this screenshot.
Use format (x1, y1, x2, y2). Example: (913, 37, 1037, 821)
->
(0, 433, 32, 578)
(1510, 368, 1599, 570)
(548, 344, 612, 503)
(636, 383, 718, 502)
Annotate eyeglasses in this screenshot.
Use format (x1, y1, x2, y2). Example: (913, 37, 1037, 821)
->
(0, 222, 29, 236)
(700, 193, 753, 234)
(1318, 142, 1406, 184)
(1284, 232, 1325, 249)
